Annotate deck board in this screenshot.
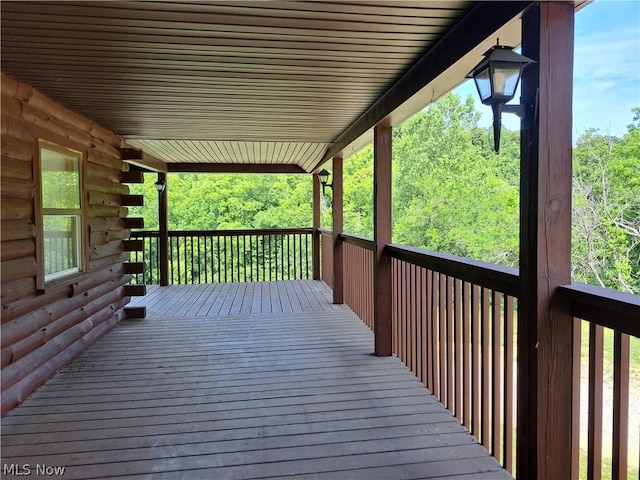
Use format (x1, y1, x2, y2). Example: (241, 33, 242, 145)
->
(1, 281, 512, 480)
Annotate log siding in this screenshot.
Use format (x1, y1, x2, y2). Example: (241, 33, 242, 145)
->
(1, 73, 132, 415)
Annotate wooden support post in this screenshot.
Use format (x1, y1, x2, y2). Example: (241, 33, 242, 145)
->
(332, 156, 343, 304)
(312, 173, 321, 280)
(374, 122, 392, 356)
(518, 3, 575, 479)
(158, 172, 169, 287)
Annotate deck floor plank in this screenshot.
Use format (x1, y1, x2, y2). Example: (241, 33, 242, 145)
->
(1, 281, 511, 480)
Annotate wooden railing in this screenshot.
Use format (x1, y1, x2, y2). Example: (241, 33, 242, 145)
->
(558, 283, 639, 480)
(129, 228, 313, 285)
(319, 228, 333, 289)
(387, 243, 520, 474)
(342, 234, 374, 330)
(324, 229, 639, 479)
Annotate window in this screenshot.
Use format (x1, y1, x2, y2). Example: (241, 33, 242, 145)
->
(39, 141, 84, 283)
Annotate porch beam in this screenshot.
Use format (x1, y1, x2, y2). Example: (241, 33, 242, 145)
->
(518, 3, 575, 480)
(312, 173, 321, 280)
(315, 1, 532, 168)
(120, 148, 168, 173)
(158, 172, 169, 287)
(332, 156, 343, 304)
(167, 163, 306, 174)
(373, 123, 393, 356)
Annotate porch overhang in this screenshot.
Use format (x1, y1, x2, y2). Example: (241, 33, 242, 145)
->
(0, 1, 589, 174)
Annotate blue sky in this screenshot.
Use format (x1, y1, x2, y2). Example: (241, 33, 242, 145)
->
(454, 0, 640, 140)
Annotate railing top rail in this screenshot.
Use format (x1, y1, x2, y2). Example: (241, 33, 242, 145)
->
(130, 227, 313, 237)
(386, 243, 519, 297)
(318, 228, 332, 235)
(340, 233, 375, 250)
(557, 282, 640, 337)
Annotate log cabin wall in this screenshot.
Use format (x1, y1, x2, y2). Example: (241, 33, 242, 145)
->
(1, 73, 137, 415)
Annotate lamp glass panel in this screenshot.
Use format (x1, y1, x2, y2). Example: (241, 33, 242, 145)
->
(473, 68, 492, 101)
(491, 66, 521, 98)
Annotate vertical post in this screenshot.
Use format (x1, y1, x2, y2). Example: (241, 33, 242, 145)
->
(332, 156, 343, 304)
(158, 172, 169, 286)
(374, 122, 392, 356)
(518, 3, 574, 480)
(312, 173, 321, 280)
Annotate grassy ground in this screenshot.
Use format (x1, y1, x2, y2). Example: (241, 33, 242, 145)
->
(577, 328, 639, 480)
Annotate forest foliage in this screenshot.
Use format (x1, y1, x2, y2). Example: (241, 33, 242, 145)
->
(130, 94, 640, 294)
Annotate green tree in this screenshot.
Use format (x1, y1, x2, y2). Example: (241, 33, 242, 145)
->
(392, 93, 520, 267)
(572, 112, 640, 293)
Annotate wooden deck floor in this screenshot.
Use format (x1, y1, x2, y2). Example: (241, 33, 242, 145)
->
(1, 281, 512, 480)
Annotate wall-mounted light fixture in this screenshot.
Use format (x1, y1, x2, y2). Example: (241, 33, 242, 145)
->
(154, 179, 166, 193)
(469, 41, 535, 152)
(318, 169, 333, 195)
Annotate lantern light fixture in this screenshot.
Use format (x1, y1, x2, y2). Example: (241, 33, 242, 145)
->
(469, 40, 535, 152)
(154, 179, 166, 193)
(318, 169, 333, 195)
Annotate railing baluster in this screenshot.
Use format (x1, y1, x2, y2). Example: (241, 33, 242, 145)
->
(280, 234, 285, 281)
(392, 259, 399, 356)
(287, 234, 291, 280)
(402, 261, 409, 369)
(492, 290, 503, 461)
(446, 275, 454, 413)
(419, 267, 427, 387)
(298, 233, 303, 280)
(454, 278, 463, 422)
(588, 323, 604, 480)
(439, 273, 447, 406)
(242, 235, 247, 282)
(250, 234, 254, 282)
(426, 269, 434, 393)
(258, 233, 262, 281)
(236, 234, 241, 282)
(572, 318, 582, 480)
(274, 234, 279, 281)
(205, 235, 209, 284)
(409, 262, 415, 375)
(305, 233, 310, 279)
(190, 235, 194, 284)
(612, 332, 630, 480)
(471, 283, 481, 439)
(432, 270, 441, 400)
(504, 295, 515, 473)
(481, 287, 491, 450)
(462, 281, 472, 430)
(175, 236, 180, 284)
(230, 235, 235, 283)
(184, 235, 188, 284)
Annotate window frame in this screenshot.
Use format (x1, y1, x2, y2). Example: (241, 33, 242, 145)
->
(35, 138, 89, 289)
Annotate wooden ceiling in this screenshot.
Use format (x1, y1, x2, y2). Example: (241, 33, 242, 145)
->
(1, 1, 531, 173)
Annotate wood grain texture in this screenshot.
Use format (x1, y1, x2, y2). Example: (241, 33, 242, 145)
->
(518, 4, 575, 479)
(331, 156, 343, 304)
(2, 282, 512, 480)
(1, 75, 129, 417)
(374, 124, 392, 356)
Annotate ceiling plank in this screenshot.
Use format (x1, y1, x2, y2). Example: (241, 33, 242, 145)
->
(315, 1, 533, 168)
